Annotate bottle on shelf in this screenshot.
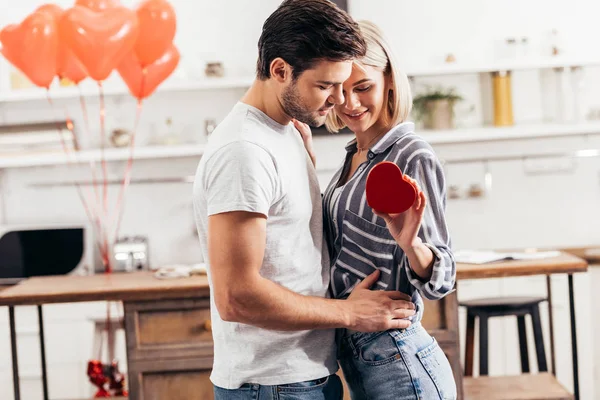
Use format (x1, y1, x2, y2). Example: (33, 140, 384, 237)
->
(492, 71, 514, 126)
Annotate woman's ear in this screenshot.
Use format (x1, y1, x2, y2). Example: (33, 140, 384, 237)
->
(385, 73, 394, 91)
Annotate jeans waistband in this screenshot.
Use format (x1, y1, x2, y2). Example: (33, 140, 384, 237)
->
(344, 321, 421, 338)
(337, 322, 423, 359)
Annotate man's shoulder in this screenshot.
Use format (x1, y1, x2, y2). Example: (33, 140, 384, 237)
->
(209, 105, 279, 149)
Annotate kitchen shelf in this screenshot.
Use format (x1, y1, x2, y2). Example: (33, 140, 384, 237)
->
(0, 143, 206, 169)
(1, 57, 598, 102)
(0, 76, 254, 103)
(3, 121, 600, 169)
(317, 121, 600, 146)
(405, 57, 600, 77)
(420, 121, 600, 144)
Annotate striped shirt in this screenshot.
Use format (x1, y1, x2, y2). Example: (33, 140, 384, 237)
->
(323, 122, 456, 323)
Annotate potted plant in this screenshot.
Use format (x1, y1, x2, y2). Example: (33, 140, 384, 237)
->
(412, 86, 463, 130)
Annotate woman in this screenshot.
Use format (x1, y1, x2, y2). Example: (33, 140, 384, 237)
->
(294, 21, 457, 400)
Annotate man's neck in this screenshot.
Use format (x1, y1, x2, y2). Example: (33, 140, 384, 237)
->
(241, 79, 292, 126)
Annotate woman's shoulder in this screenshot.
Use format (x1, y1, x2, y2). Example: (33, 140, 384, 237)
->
(389, 129, 440, 168)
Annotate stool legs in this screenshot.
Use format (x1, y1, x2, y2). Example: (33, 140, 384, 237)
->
(479, 315, 489, 376)
(462, 304, 549, 378)
(465, 312, 476, 376)
(530, 305, 548, 372)
(517, 315, 530, 373)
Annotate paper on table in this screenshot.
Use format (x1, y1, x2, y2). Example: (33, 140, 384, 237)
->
(153, 263, 207, 279)
(454, 250, 561, 264)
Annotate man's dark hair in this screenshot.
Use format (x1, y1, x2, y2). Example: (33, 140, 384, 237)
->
(256, 0, 366, 80)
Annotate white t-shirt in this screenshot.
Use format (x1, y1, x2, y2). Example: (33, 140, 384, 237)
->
(193, 102, 337, 389)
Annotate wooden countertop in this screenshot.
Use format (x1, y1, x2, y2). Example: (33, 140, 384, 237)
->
(0, 271, 210, 306)
(456, 251, 587, 280)
(0, 250, 588, 306)
(560, 246, 600, 264)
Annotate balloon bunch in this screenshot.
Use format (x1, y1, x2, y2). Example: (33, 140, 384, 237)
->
(0, 0, 180, 273)
(1, 0, 179, 99)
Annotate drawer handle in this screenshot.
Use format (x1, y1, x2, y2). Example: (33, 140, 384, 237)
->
(190, 320, 212, 334)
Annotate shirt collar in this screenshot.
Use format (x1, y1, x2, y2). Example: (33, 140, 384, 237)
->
(344, 122, 415, 156)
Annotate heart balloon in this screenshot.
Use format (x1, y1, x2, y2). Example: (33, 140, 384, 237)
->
(118, 44, 180, 100)
(36, 4, 88, 84)
(36, 3, 63, 18)
(75, 0, 121, 12)
(366, 161, 417, 214)
(0, 11, 58, 88)
(135, 0, 176, 67)
(59, 5, 139, 81)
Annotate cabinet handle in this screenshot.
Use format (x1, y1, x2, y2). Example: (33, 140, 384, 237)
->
(204, 320, 212, 332)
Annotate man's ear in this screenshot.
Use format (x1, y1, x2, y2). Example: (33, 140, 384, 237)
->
(270, 58, 292, 83)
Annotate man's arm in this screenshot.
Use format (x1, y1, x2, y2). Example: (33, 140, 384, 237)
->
(209, 211, 416, 332)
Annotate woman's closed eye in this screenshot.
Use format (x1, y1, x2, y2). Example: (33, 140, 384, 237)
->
(355, 85, 372, 93)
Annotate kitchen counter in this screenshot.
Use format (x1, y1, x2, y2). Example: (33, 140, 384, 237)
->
(456, 251, 588, 280)
(0, 252, 589, 400)
(560, 246, 600, 264)
(0, 271, 209, 306)
(1, 272, 213, 400)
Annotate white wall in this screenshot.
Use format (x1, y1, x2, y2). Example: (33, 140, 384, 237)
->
(351, 0, 600, 128)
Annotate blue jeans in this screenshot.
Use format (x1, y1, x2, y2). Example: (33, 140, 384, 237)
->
(213, 374, 343, 400)
(338, 323, 457, 400)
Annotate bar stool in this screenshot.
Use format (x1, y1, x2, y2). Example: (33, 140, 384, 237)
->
(460, 296, 548, 376)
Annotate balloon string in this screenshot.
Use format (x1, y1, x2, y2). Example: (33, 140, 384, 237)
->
(105, 302, 112, 362)
(111, 72, 146, 243)
(98, 82, 112, 273)
(46, 90, 104, 258)
(78, 85, 101, 210)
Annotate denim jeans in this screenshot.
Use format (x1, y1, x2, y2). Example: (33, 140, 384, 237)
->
(214, 374, 343, 400)
(338, 323, 457, 400)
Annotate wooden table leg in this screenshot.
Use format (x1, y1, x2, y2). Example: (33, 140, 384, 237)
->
(567, 274, 580, 400)
(9, 306, 20, 400)
(546, 275, 557, 375)
(443, 291, 464, 400)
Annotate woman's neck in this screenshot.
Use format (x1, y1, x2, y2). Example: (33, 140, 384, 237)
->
(355, 122, 388, 152)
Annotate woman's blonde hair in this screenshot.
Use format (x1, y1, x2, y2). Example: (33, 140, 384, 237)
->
(325, 20, 412, 133)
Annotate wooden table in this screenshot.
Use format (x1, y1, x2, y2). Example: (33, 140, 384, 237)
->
(560, 246, 600, 264)
(0, 251, 589, 400)
(455, 252, 588, 400)
(0, 272, 210, 400)
(0, 272, 210, 306)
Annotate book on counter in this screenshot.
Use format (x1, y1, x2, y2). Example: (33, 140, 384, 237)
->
(454, 249, 561, 264)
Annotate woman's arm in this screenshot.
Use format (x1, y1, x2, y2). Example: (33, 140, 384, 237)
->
(375, 155, 456, 300)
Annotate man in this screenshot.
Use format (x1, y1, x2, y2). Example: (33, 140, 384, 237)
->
(193, 1, 415, 398)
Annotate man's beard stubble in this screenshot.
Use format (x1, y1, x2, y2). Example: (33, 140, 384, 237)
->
(281, 81, 325, 128)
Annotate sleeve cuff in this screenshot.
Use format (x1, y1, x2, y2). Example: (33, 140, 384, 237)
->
(423, 242, 442, 261)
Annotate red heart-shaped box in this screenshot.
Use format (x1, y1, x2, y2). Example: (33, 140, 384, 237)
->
(366, 161, 417, 214)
